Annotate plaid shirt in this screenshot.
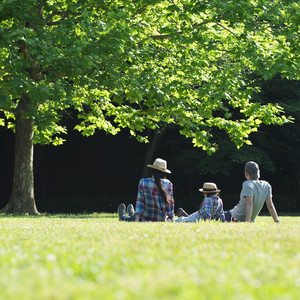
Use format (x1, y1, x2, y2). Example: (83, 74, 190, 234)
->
(198, 195, 225, 222)
(135, 177, 175, 222)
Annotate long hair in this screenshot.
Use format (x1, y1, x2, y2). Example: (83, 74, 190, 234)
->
(153, 170, 173, 205)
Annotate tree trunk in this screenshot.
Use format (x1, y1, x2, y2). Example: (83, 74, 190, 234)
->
(1, 111, 39, 215)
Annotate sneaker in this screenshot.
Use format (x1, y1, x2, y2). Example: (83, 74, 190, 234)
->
(135, 214, 140, 222)
(117, 203, 126, 221)
(176, 208, 189, 217)
(127, 204, 135, 217)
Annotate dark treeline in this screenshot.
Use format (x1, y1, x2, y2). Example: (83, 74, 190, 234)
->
(1, 77, 299, 214)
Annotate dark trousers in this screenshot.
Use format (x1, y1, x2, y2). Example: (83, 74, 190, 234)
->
(122, 215, 135, 222)
(224, 210, 237, 222)
(225, 210, 232, 222)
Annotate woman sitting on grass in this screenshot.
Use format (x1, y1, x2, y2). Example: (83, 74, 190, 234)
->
(118, 158, 175, 222)
(175, 182, 225, 223)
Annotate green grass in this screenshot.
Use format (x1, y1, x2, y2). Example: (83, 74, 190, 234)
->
(0, 214, 299, 300)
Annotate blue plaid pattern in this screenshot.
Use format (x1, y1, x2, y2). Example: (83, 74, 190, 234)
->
(198, 195, 225, 221)
(135, 177, 174, 221)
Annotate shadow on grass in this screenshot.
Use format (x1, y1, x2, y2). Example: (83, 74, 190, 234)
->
(0, 212, 118, 219)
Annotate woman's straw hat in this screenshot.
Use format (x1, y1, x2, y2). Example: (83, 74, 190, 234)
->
(147, 158, 171, 174)
(199, 182, 220, 193)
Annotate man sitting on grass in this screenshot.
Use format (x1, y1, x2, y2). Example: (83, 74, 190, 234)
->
(225, 161, 280, 223)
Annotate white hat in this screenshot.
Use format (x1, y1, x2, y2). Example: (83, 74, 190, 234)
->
(199, 182, 220, 193)
(147, 158, 171, 174)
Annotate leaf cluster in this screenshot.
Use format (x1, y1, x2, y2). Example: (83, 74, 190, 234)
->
(0, 0, 298, 151)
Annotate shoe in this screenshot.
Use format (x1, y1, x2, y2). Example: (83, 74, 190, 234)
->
(117, 203, 126, 221)
(176, 208, 189, 217)
(127, 204, 135, 217)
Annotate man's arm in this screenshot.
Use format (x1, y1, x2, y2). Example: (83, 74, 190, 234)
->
(245, 196, 253, 222)
(266, 197, 280, 223)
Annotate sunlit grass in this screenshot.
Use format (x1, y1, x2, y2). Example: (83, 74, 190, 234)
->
(0, 214, 299, 299)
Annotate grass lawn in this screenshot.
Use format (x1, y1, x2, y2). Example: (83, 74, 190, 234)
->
(0, 214, 299, 300)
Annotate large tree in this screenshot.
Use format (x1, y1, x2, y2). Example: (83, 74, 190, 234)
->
(0, 0, 299, 214)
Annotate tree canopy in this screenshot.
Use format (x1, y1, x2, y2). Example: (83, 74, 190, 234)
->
(0, 0, 299, 213)
(1, 0, 299, 151)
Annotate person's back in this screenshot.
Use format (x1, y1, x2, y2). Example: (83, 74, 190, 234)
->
(199, 194, 225, 221)
(117, 158, 174, 222)
(225, 161, 279, 223)
(136, 177, 173, 221)
(230, 179, 272, 222)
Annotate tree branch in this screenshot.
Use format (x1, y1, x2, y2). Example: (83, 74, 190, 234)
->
(216, 22, 246, 50)
(46, 0, 84, 25)
(138, 19, 214, 46)
(132, 4, 148, 16)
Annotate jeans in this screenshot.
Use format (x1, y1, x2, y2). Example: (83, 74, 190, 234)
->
(122, 215, 135, 222)
(175, 211, 201, 223)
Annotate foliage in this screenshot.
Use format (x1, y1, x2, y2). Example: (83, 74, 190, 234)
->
(157, 75, 300, 179)
(0, 214, 299, 299)
(0, 0, 299, 153)
(254, 78, 300, 194)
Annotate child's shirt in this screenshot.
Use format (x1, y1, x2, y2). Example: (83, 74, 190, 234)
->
(198, 195, 225, 222)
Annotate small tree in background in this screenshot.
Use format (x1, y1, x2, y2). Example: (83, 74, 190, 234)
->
(0, 0, 299, 214)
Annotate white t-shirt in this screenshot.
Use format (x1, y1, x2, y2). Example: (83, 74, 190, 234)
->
(231, 180, 272, 222)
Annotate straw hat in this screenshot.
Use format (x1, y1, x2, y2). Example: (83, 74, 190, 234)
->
(199, 182, 220, 193)
(147, 158, 171, 174)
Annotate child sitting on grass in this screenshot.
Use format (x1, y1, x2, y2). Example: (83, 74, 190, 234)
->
(175, 182, 225, 223)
